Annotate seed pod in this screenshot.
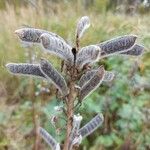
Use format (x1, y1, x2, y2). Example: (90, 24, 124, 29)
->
(40, 33, 73, 63)
(120, 44, 144, 56)
(76, 16, 90, 39)
(78, 69, 96, 88)
(15, 28, 65, 44)
(40, 59, 68, 96)
(78, 66, 105, 101)
(6, 63, 46, 79)
(79, 69, 113, 88)
(39, 127, 60, 150)
(78, 114, 104, 138)
(76, 45, 101, 68)
(97, 35, 137, 57)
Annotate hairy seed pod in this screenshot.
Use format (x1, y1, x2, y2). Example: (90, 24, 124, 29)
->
(79, 69, 113, 88)
(6, 63, 46, 79)
(40, 33, 73, 63)
(69, 115, 83, 150)
(40, 59, 68, 96)
(76, 45, 101, 68)
(78, 66, 105, 101)
(78, 70, 96, 88)
(39, 127, 60, 150)
(76, 16, 90, 39)
(78, 114, 104, 138)
(15, 28, 66, 44)
(120, 44, 144, 56)
(97, 35, 137, 57)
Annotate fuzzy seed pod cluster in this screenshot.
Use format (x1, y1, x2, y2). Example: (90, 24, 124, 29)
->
(6, 16, 144, 150)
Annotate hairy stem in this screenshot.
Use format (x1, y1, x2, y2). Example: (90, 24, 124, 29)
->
(63, 80, 76, 150)
(29, 75, 40, 150)
(28, 48, 40, 150)
(76, 35, 80, 52)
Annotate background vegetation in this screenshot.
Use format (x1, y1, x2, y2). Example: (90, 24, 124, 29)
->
(0, 0, 150, 150)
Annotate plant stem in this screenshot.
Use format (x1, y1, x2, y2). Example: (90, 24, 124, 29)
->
(76, 35, 79, 52)
(63, 80, 76, 150)
(28, 48, 40, 150)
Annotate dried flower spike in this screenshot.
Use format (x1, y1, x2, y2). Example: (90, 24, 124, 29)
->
(40, 33, 73, 63)
(6, 63, 46, 79)
(40, 59, 68, 96)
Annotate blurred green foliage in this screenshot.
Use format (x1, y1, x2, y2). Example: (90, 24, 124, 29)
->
(0, 0, 150, 150)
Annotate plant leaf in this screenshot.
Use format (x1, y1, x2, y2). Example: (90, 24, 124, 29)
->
(39, 127, 60, 150)
(97, 35, 137, 57)
(40, 33, 73, 63)
(76, 16, 90, 39)
(78, 66, 105, 101)
(78, 113, 104, 138)
(40, 59, 68, 96)
(76, 45, 100, 68)
(6, 63, 46, 79)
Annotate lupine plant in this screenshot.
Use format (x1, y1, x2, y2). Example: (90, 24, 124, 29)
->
(6, 16, 144, 150)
